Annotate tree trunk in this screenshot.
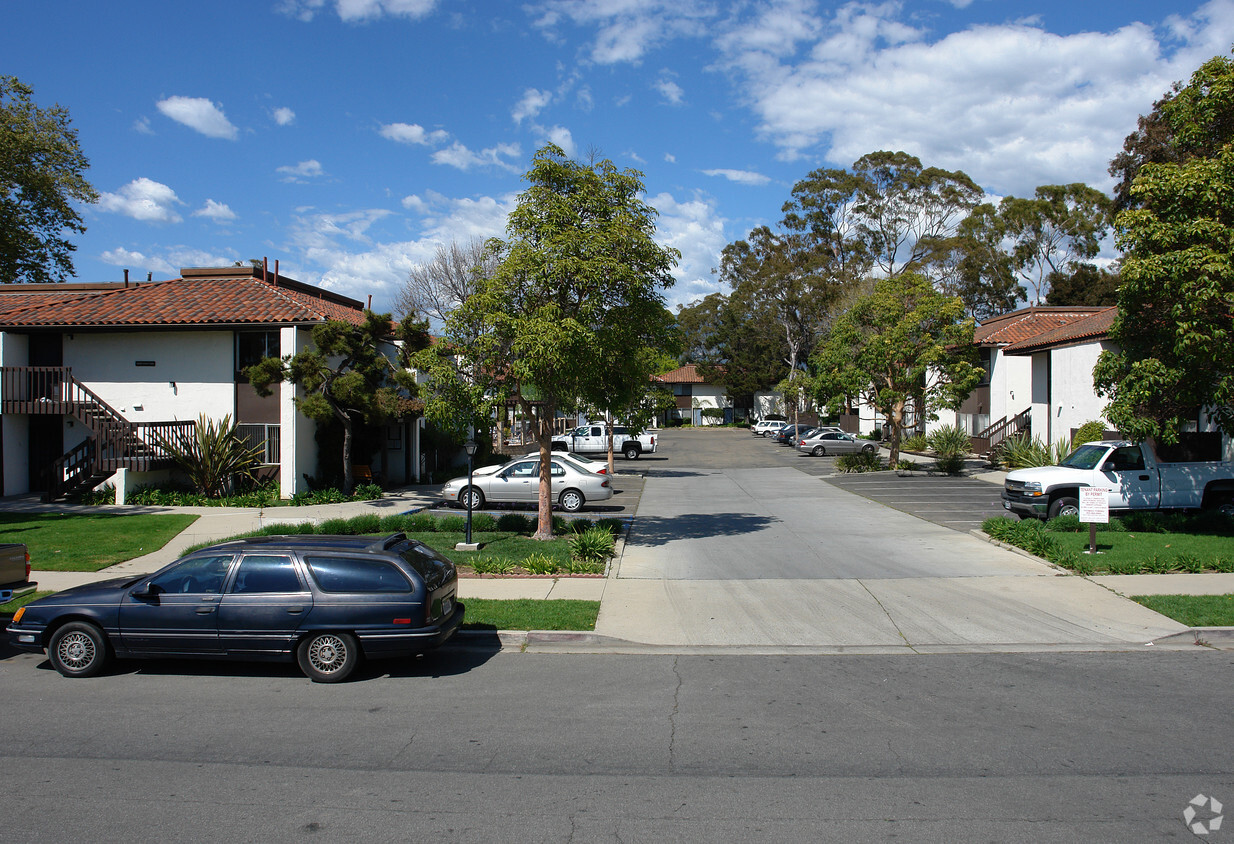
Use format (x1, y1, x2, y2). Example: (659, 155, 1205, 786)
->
(531, 403, 555, 541)
(341, 417, 354, 493)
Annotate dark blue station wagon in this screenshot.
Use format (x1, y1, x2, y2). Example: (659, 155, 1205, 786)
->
(7, 533, 464, 683)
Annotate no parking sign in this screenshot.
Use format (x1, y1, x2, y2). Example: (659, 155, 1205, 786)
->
(1079, 487, 1109, 555)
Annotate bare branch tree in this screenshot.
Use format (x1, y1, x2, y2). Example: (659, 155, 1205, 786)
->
(393, 237, 498, 324)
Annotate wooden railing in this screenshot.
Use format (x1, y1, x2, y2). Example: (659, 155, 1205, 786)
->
(2, 366, 195, 500)
(970, 407, 1031, 455)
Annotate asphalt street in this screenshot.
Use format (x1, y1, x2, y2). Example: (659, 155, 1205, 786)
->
(2, 649, 1231, 842)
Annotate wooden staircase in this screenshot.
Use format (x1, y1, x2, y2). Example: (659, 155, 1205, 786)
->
(1, 366, 194, 501)
(969, 407, 1031, 457)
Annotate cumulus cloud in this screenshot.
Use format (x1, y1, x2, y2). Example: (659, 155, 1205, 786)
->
(272, 107, 296, 126)
(287, 192, 519, 312)
(379, 122, 450, 145)
(277, 160, 326, 182)
(529, 0, 717, 64)
(712, 0, 1234, 195)
(513, 88, 553, 124)
(432, 141, 521, 172)
(701, 168, 771, 186)
(132, 116, 154, 135)
(646, 191, 729, 310)
(96, 178, 185, 224)
(99, 247, 237, 276)
(193, 199, 237, 222)
(537, 125, 576, 157)
(655, 76, 684, 105)
(156, 96, 239, 140)
(280, 0, 438, 22)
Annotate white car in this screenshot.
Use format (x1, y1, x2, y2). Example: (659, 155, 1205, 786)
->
(442, 455, 613, 512)
(752, 419, 788, 437)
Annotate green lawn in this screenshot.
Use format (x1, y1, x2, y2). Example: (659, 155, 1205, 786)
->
(1132, 594, 1234, 627)
(460, 599, 600, 631)
(0, 512, 199, 572)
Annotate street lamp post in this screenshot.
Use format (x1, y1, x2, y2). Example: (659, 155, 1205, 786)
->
(463, 437, 478, 546)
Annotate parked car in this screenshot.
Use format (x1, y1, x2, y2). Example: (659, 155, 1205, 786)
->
(7, 533, 463, 683)
(772, 424, 814, 444)
(552, 424, 657, 459)
(1002, 440, 1234, 519)
(0, 542, 35, 603)
(797, 430, 877, 456)
(441, 455, 613, 512)
(475, 452, 608, 476)
(752, 419, 788, 437)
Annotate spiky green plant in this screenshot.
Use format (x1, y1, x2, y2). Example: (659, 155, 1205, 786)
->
(926, 424, 971, 458)
(153, 414, 266, 498)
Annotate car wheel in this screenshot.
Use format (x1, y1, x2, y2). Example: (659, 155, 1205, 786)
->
(1048, 496, 1079, 519)
(1203, 493, 1234, 517)
(559, 489, 585, 512)
(297, 631, 359, 683)
(461, 486, 485, 510)
(861, 444, 876, 455)
(812, 445, 825, 456)
(623, 444, 640, 459)
(48, 621, 111, 678)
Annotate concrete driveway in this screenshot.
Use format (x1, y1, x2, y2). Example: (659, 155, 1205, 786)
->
(595, 429, 1186, 652)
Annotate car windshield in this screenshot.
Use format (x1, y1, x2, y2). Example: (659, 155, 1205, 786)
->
(1059, 444, 1109, 469)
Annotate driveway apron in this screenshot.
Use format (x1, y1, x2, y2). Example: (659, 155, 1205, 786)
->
(597, 460, 1185, 651)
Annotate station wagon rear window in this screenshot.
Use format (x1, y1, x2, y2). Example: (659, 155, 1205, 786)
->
(305, 556, 412, 593)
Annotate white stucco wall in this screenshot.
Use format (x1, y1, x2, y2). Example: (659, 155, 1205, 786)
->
(283, 326, 318, 498)
(0, 332, 30, 495)
(65, 331, 235, 422)
(989, 348, 1033, 424)
(1046, 341, 1111, 442)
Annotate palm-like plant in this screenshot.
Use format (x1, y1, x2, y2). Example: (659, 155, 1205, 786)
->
(154, 414, 266, 498)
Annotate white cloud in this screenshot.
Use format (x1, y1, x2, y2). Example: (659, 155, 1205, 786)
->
(713, 0, 1234, 196)
(193, 199, 237, 222)
(701, 168, 771, 186)
(655, 76, 684, 105)
(529, 0, 717, 64)
(538, 125, 576, 157)
(280, 0, 437, 22)
(96, 178, 185, 224)
(432, 141, 522, 172)
(156, 96, 239, 140)
(277, 160, 326, 182)
(273, 107, 296, 126)
(288, 192, 518, 312)
(646, 191, 729, 310)
(99, 247, 238, 276)
(132, 116, 153, 135)
(664, 153, 676, 163)
(379, 122, 450, 145)
(513, 88, 553, 125)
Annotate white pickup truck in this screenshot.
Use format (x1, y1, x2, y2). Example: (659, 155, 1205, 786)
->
(1001, 440, 1234, 520)
(552, 424, 658, 459)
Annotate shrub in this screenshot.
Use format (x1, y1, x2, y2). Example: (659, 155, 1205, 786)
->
(895, 459, 920, 471)
(933, 453, 966, 475)
(926, 425, 971, 458)
(996, 433, 1053, 469)
(497, 513, 532, 533)
(901, 434, 928, 452)
(522, 553, 558, 575)
(471, 556, 515, 575)
(437, 515, 467, 533)
(595, 518, 626, 537)
(471, 513, 498, 532)
(563, 557, 606, 575)
(407, 512, 440, 532)
(1072, 420, 1107, 447)
(379, 514, 411, 533)
(318, 518, 352, 535)
(836, 452, 884, 473)
(352, 483, 384, 501)
(153, 413, 267, 498)
(570, 527, 615, 563)
(348, 514, 382, 535)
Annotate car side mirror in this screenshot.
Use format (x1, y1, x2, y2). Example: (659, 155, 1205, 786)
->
(133, 582, 163, 600)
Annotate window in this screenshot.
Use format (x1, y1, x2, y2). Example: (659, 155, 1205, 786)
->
(150, 555, 232, 595)
(236, 423, 280, 464)
(236, 330, 281, 371)
(506, 461, 538, 479)
(230, 555, 302, 593)
(306, 556, 411, 593)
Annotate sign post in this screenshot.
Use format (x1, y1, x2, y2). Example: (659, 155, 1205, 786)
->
(1078, 487, 1109, 555)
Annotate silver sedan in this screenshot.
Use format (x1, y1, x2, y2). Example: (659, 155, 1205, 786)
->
(796, 430, 878, 457)
(441, 456, 613, 512)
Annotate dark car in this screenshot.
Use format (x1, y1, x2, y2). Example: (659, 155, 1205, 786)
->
(7, 533, 464, 683)
(772, 424, 814, 444)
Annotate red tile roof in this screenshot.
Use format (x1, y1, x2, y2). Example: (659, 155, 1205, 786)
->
(653, 363, 708, 384)
(973, 306, 1111, 347)
(1002, 307, 1117, 355)
(0, 269, 367, 329)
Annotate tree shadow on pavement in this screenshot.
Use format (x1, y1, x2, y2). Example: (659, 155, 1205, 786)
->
(626, 512, 777, 546)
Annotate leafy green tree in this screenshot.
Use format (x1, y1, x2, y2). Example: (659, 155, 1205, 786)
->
(247, 311, 428, 492)
(998, 184, 1113, 305)
(937, 203, 1025, 319)
(811, 274, 981, 465)
(1044, 263, 1121, 307)
(417, 144, 678, 539)
(675, 292, 787, 409)
(0, 76, 98, 284)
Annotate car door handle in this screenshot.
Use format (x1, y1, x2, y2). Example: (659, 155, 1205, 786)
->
(1139, 475, 1150, 480)
(286, 607, 305, 614)
(196, 607, 215, 615)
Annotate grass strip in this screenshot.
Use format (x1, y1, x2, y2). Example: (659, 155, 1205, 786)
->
(460, 598, 599, 631)
(0, 513, 199, 572)
(1131, 594, 1234, 627)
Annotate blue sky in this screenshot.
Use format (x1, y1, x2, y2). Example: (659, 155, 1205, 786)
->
(4, 0, 1231, 314)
